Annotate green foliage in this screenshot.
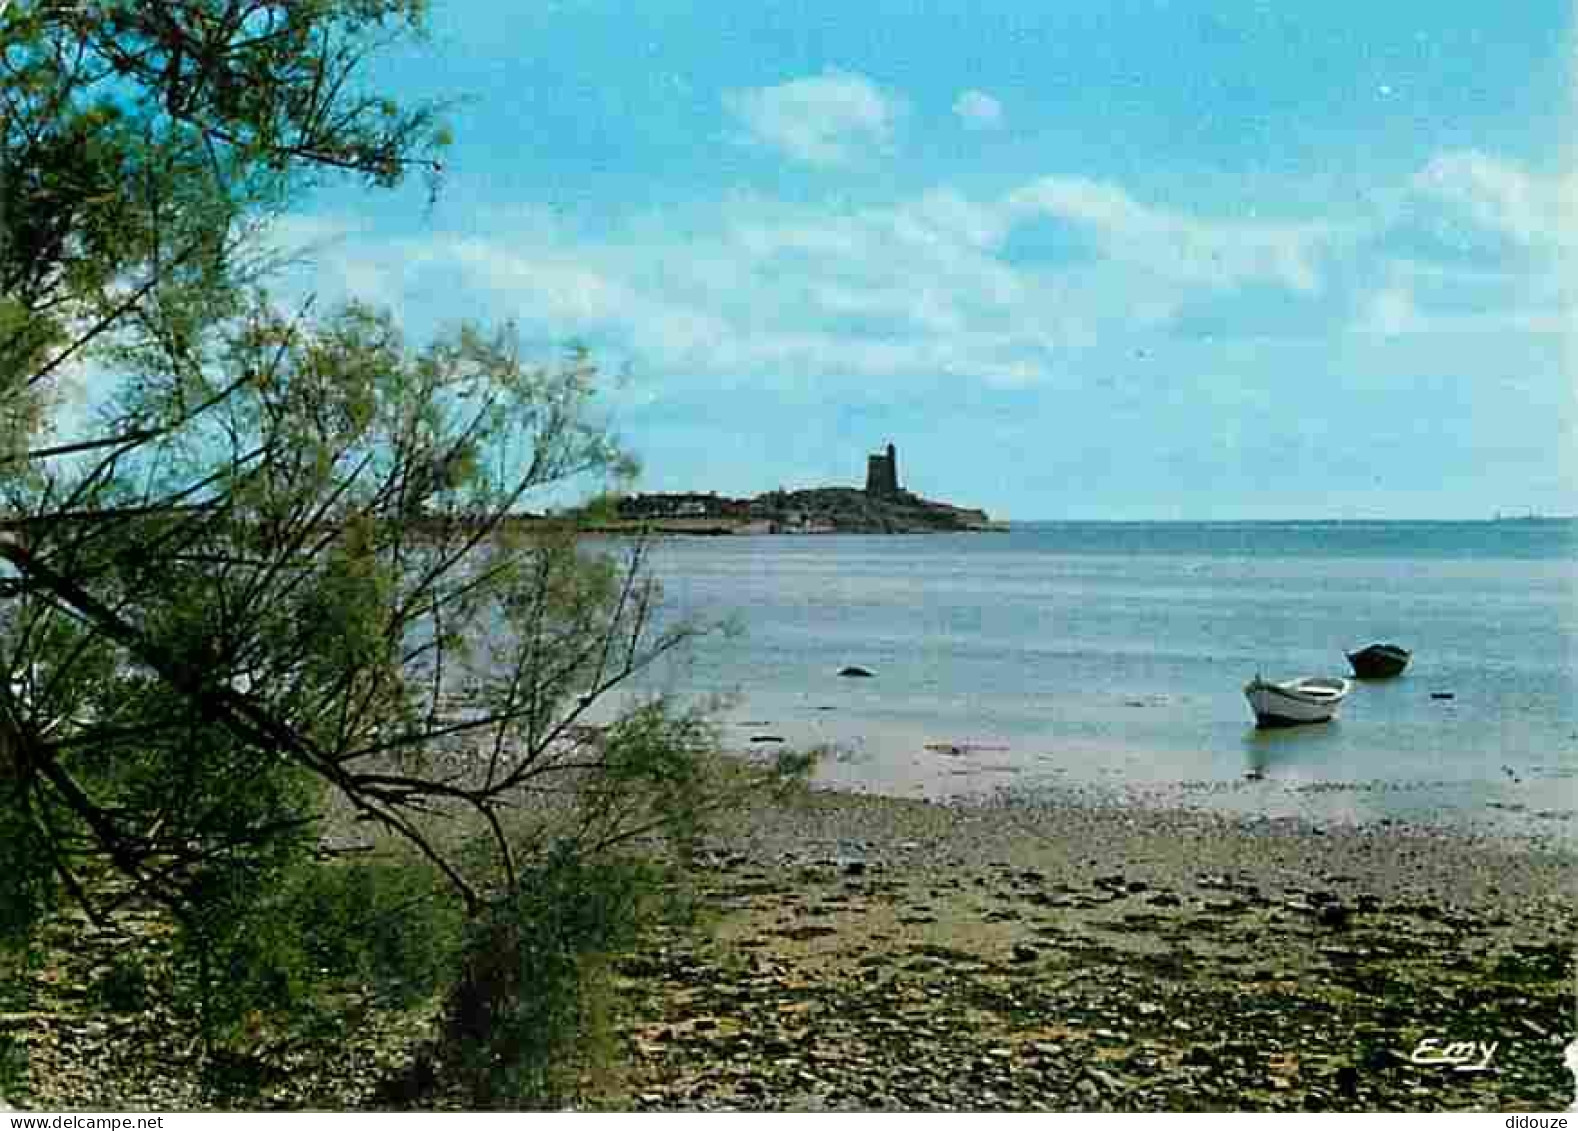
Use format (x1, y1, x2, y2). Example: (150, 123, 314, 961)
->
(285, 857, 467, 1008)
(0, 932, 35, 1104)
(0, 785, 56, 948)
(440, 847, 665, 1109)
(576, 700, 722, 860)
(0, 0, 449, 472)
(177, 853, 464, 1047)
(0, 1028, 24, 1106)
(0, 0, 808, 1107)
(91, 954, 152, 1015)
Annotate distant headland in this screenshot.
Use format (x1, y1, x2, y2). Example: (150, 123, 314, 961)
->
(595, 443, 1006, 535)
(1489, 511, 1574, 523)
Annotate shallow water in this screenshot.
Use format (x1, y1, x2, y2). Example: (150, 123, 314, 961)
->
(599, 520, 1578, 838)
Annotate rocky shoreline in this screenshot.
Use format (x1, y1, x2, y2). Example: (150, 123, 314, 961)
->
(4, 787, 1574, 1112)
(601, 486, 1004, 535)
(612, 790, 1577, 1112)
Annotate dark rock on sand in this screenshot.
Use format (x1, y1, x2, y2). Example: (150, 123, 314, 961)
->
(1316, 903, 1352, 930)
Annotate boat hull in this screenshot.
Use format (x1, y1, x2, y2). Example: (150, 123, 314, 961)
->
(1244, 677, 1351, 727)
(1346, 644, 1410, 679)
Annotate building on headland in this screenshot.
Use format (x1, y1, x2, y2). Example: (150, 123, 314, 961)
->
(599, 439, 998, 533)
(614, 491, 749, 521)
(865, 442, 900, 498)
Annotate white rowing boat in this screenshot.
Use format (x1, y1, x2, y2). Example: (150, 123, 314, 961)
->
(1243, 674, 1351, 727)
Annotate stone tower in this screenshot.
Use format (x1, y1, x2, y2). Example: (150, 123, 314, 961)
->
(865, 442, 900, 497)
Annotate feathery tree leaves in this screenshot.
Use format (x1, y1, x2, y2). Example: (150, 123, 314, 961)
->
(0, 1, 803, 1104)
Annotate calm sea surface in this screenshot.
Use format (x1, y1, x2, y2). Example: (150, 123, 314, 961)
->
(603, 521, 1578, 837)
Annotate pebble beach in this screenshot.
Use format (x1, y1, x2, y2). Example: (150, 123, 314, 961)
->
(612, 786, 1576, 1112)
(6, 768, 1574, 1112)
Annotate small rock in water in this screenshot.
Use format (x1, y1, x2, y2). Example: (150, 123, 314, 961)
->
(839, 666, 875, 678)
(1431, 691, 1455, 700)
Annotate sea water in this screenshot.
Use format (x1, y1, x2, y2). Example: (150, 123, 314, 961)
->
(603, 521, 1578, 837)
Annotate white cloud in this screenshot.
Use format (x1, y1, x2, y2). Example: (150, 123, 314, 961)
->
(256, 213, 413, 315)
(1006, 176, 1339, 294)
(1359, 283, 1422, 336)
(1353, 269, 1566, 337)
(1340, 151, 1577, 336)
(298, 185, 1314, 393)
(953, 89, 1004, 131)
(445, 237, 636, 327)
(274, 151, 1570, 399)
(723, 71, 905, 165)
(1411, 150, 1560, 247)
(364, 179, 1316, 390)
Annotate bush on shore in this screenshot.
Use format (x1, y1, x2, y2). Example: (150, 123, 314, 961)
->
(0, 1, 807, 1107)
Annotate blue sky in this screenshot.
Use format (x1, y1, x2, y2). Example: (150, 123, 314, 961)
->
(276, 0, 1578, 520)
